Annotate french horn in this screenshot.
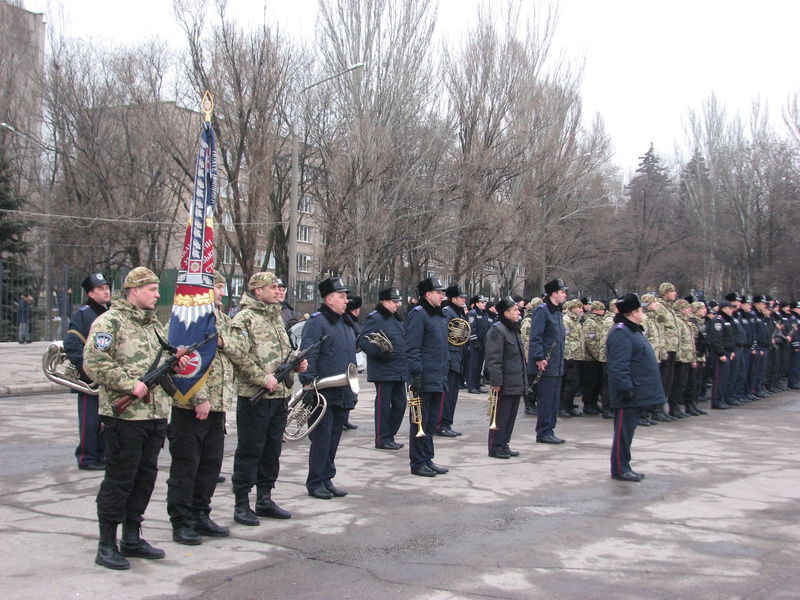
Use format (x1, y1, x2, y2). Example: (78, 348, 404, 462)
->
(447, 317, 471, 346)
(283, 363, 359, 442)
(42, 342, 99, 395)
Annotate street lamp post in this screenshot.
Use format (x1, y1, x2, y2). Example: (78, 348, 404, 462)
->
(288, 63, 364, 304)
(1, 121, 54, 341)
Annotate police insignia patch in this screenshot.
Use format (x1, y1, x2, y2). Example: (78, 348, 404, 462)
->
(588, 332, 596, 338)
(714, 323, 722, 331)
(95, 332, 113, 351)
(565, 328, 571, 335)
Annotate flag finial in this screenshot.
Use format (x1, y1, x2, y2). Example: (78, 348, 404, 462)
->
(201, 91, 214, 122)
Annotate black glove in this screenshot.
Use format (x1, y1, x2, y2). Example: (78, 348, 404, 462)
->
(379, 349, 393, 359)
(411, 376, 422, 395)
(300, 388, 316, 407)
(620, 389, 634, 403)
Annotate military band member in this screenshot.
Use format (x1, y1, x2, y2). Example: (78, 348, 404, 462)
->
(342, 296, 363, 431)
(84, 267, 188, 570)
(607, 294, 664, 482)
(300, 277, 357, 499)
(529, 278, 568, 444)
(405, 277, 450, 477)
(466, 295, 490, 393)
(231, 272, 306, 525)
(167, 271, 245, 545)
(65, 272, 111, 471)
(359, 287, 407, 450)
(438, 283, 469, 437)
(485, 296, 527, 459)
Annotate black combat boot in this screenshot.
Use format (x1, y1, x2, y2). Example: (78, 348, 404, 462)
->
(234, 493, 260, 526)
(668, 404, 687, 419)
(120, 520, 165, 559)
(254, 486, 291, 519)
(95, 522, 130, 570)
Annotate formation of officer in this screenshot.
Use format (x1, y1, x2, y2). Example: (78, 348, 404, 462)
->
(300, 277, 357, 499)
(83, 267, 189, 570)
(64, 272, 111, 471)
(484, 296, 526, 459)
(405, 277, 450, 477)
(230, 272, 305, 525)
(359, 287, 407, 450)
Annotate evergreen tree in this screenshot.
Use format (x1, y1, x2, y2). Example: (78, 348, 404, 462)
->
(0, 148, 33, 341)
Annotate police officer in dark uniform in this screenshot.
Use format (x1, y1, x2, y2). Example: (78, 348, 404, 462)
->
(749, 295, 771, 397)
(466, 295, 490, 393)
(707, 300, 737, 409)
(405, 277, 450, 477)
(438, 284, 469, 437)
(342, 296, 362, 431)
(529, 278, 568, 444)
(606, 294, 664, 482)
(64, 272, 111, 471)
(301, 277, 357, 499)
(724, 293, 749, 405)
(788, 301, 800, 389)
(359, 287, 407, 450)
(485, 296, 527, 459)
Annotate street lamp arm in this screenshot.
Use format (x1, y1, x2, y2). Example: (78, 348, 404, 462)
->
(299, 63, 365, 98)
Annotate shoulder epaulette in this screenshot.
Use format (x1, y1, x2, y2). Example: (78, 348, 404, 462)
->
(615, 323, 625, 329)
(79, 305, 90, 311)
(412, 305, 422, 311)
(311, 312, 321, 318)
(368, 310, 378, 316)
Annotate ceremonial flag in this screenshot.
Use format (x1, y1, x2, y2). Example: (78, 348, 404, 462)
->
(168, 114, 219, 403)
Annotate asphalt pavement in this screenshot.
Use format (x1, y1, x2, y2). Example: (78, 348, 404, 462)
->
(1, 341, 799, 599)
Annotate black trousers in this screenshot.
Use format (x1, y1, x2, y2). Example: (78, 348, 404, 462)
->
(535, 375, 562, 439)
(76, 392, 105, 467)
(579, 361, 602, 410)
(232, 396, 287, 496)
(710, 355, 732, 406)
(96, 417, 167, 525)
(660, 352, 676, 400)
(306, 405, 347, 491)
(683, 362, 703, 406)
(166, 407, 225, 527)
(611, 406, 642, 476)
(373, 381, 406, 447)
(560, 360, 582, 410)
(439, 370, 461, 431)
(734, 349, 750, 397)
(488, 393, 520, 454)
(668, 362, 690, 407)
(409, 391, 442, 470)
(467, 343, 485, 390)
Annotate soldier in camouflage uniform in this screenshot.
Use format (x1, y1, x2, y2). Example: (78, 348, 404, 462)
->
(230, 272, 307, 526)
(520, 297, 542, 415)
(84, 267, 188, 570)
(668, 299, 697, 418)
(640, 294, 666, 425)
(167, 271, 247, 545)
(683, 301, 709, 415)
(581, 301, 607, 415)
(653, 282, 681, 421)
(560, 299, 586, 417)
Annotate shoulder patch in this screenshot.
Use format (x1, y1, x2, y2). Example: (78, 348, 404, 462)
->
(368, 310, 378, 316)
(614, 323, 625, 329)
(587, 331, 596, 338)
(311, 312, 321, 318)
(565, 327, 571, 335)
(412, 305, 422, 312)
(79, 305, 90, 312)
(94, 332, 113, 351)
(714, 322, 722, 331)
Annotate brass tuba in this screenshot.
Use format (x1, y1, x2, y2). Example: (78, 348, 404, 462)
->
(42, 342, 99, 395)
(448, 318, 471, 346)
(283, 363, 360, 442)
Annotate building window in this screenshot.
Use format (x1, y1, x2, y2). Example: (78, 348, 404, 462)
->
(255, 249, 266, 267)
(267, 252, 276, 269)
(222, 245, 235, 265)
(230, 276, 243, 298)
(299, 196, 313, 214)
(297, 254, 312, 273)
(297, 224, 312, 243)
(296, 281, 315, 301)
(517, 264, 525, 277)
(221, 211, 234, 232)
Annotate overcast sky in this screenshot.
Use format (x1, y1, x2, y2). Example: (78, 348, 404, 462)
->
(23, 0, 800, 176)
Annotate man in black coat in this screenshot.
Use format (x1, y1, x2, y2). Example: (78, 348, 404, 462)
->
(64, 272, 112, 470)
(528, 278, 568, 444)
(405, 277, 449, 477)
(707, 301, 738, 409)
(484, 296, 527, 459)
(342, 296, 363, 431)
(359, 287, 407, 450)
(606, 293, 665, 482)
(300, 277, 357, 499)
(466, 295, 490, 393)
(439, 284, 469, 437)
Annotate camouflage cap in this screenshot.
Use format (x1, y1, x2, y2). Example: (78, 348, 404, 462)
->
(641, 293, 657, 306)
(590, 300, 605, 312)
(123, 267, 159, 289)
(248, 271, 278, 291)
(214, 270, 226, 285)
(529, 297, 543, 308)
(691, 301, 706, 312)
(673, 299, 691, 311)
(658, 282, 676, 296)
(564, 299, 582, 311)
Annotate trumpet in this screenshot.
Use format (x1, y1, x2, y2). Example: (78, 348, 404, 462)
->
(447, 318, 471, 346)
(283, 363, 359, 442)
(407, 385, 426, 438)
(42, 342, 99, 395)
(487, 387, 499, 430)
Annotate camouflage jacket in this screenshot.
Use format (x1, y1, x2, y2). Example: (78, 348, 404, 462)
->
(583, 313, 606, 362)
(563, 311, 588, 361)
(675, 313, 697, 363)
(83, 295, 171, 420)
(231, 292, 293, 398)
(654, 300, 680, 353)
(520, 315, 531, 362)
(642, 311, 666, 361)
(687, 315, 706, 364)
(187, 306, 248, 412)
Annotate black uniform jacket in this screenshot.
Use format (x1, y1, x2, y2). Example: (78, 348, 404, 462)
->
(405, 298, 448, 393)
(707, 312, 737, 356)
(606, 317, 666, 409)
(359, 304, 406, 383)
(64, 298, 109, 382)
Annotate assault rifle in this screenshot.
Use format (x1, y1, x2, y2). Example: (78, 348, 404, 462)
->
(112, 333, 215, 417)
(249, 335, 328, 405)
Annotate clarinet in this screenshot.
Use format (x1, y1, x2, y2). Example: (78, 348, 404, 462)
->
(529, 341, 557, 389)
